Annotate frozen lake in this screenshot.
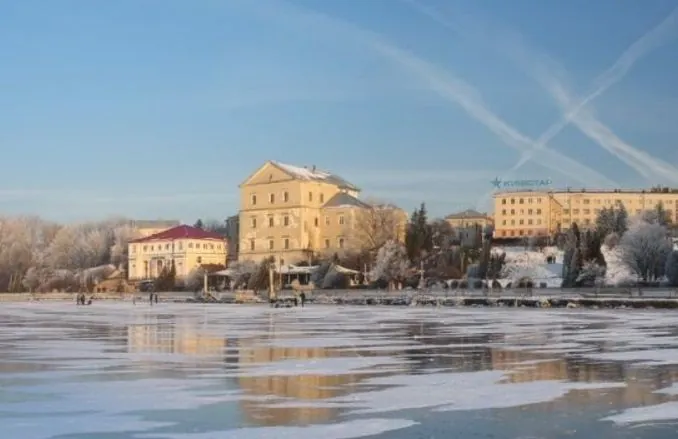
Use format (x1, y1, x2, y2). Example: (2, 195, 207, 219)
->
(1, 304, 678, 438)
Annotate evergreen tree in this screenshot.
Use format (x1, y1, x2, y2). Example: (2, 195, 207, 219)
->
(404, 203, 432, 263)
(614, 203, 628, 236)
(194, 219, 204, 229)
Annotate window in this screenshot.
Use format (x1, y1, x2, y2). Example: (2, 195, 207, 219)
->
(150, 246, 154, 251)
(269, 193, 275, 204)
(502, 199, 507, 205)
(197, 256, 202, 264)
(284, 238, 290, 249)
(338, 238, 345, 248)
(324, 239, 330, 248)
(314, 217, 319, 227)
(251, 194, 257, 205)
(188, 243, 193, 248)
(519, 198, 524, 204)
(511, 220, 515, 225)
(528, 209, 533, 215)
(325, 216, 330, 225)
(583, 209, 591, 215)
(268, 216, 274, 227)
(536, 209, 542, 215)
(510, 209, 515, 215)
(269, 239, 274, 250)
(203, 244, 208, 249)
(178, 242, 183, 251)
(519, 219, 524, 225)
(143, 245, 147, 252)
(528, 219, 533, 225)
(131, 245, 136, 253)
(251, 217, 257, 228)
(283, 191, 289, 202)
(280, 259, 285, 266)
(320, 193, 324, 203)
(209, 244, 214, 249)
(501, 209, 506, 215)
(573, 209, 580, 214)
(309, 192, 313, 202)
(339, 215, 345, 225)
(283, 215, 289, 226)
(510, 198, 515, 204)
(584, 199, 590, 204)
(250, 239, 255, 251)
(502, 220, 507, 225)
(165, 243, 170, 250)
(528, 198, 533, 204)
(537, 219, 542, 225)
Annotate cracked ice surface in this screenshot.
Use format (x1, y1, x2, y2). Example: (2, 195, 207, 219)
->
(2, 303, 678, 438)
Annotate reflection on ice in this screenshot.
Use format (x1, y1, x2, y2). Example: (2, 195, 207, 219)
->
(2, 303, 678, 438)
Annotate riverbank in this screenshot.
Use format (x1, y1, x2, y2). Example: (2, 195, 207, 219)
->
(3, 290, 678, 309)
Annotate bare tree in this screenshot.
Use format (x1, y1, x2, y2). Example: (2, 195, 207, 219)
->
(353, 200, 406, 252)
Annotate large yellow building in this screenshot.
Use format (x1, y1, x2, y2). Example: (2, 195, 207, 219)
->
(238, 161, 407, 264)
(493, 188, 678, 239)
(445, 209, 493, 229)
(127, 225, 227, 280)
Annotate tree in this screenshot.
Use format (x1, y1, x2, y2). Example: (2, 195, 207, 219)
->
(666, 251, 678, 287)
(405, 203, 432, 263)
(620, 220, 672, 283)
(194, 219, 204, 229)
(640, 202, 671, 227)
(371, 240, 410, 289)
(353, 202, 405, 252)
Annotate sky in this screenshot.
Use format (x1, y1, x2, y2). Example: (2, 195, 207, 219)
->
(2, 0, 678, 223)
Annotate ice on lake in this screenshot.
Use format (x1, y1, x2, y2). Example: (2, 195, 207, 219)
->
(2, 303, 678, 438)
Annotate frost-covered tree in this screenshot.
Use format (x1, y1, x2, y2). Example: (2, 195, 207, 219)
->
(620, 220, 672, 283)
(665, 251, 678, 287)
(640, 202, 672, 227)
(371, 240, 410, 289)
(185, 267, 206, 291)
(228, 260, 257, 289)
(354, 200, 406, 252)
(110, 224, 138, 267)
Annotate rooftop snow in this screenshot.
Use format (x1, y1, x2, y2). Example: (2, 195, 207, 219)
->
(271, 161, 359, 191)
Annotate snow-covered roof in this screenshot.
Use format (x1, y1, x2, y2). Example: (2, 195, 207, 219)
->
(323, 192, 371, 209)
(279, 264, 319, 274)
(271, 161, 360, 191)
(445, 209, 488, 219)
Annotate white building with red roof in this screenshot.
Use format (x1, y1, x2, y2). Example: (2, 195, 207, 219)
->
(127, 225, 227, 280)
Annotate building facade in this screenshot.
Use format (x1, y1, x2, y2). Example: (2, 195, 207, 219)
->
(493, 188, 678, 239)
(238, 161, 406, 264)
(127, 225, 227, 280)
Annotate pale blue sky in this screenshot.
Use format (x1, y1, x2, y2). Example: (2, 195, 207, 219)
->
(2, 0, 678, 222)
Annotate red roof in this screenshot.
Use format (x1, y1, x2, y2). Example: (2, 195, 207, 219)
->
(130, 225, 226, 243)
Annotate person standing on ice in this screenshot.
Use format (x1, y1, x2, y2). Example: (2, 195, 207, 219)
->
(299, 291, 306, 307)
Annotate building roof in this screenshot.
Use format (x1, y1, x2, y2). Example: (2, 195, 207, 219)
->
(130, 225, 226, 243)
(493, 188, 678, 197)
(322, 192, 371, 209)
(445, 209, 487, 219)
(270, 161, 360, 191)
(130, 219, 181, 229)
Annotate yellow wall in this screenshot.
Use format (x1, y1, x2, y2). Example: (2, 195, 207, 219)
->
(493, 189, 678, 238)
(238, 162, 407, 264)
(446, 216, 493, 229)
(127, 238, 227, 280)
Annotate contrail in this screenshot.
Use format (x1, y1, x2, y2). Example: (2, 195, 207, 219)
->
(240, 0, 617, 188)
(405, 0, 678, 183)
(511, 6, 678, 181)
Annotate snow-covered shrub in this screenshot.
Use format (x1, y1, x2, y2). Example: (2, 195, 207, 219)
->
(603, 232, 620, 249)
(186, 267, 206, 291)
(371, 240, 410, 289)
(228, 260, 257, 289)
(620, 221, 672, 283)
(576, 261, 606, 288)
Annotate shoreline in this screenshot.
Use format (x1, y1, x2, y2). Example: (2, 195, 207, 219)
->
(3, 291, 678, 309)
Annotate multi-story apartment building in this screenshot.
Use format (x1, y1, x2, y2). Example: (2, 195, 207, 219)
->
(127, 225, 227, 280)
(445, 209, 493, 229)
(238, 160, 407, 264)
(493, 188, 678, 239)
